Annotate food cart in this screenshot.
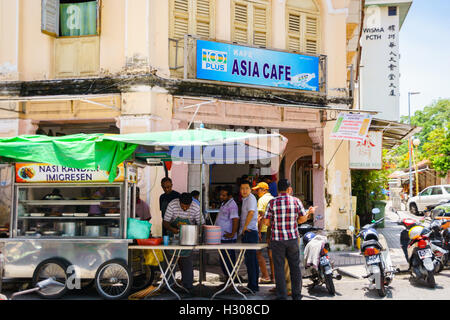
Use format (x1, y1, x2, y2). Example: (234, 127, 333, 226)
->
(0, 129, 288, 300)
(0, 161, 153, 300)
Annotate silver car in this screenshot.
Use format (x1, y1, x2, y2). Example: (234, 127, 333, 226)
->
(408, 185, 450, 215)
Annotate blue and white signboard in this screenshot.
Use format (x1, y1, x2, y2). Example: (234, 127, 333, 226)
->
(196, 40, 320, 92)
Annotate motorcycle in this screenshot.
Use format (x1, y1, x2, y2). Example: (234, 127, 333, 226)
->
(400, 219, 439, 288)
(299, 224, 342, 296)
(354, 208, 396, 297)
(400, 218, 448, 274)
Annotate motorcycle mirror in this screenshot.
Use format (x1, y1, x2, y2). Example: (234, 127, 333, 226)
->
(372, 208, 380, 214)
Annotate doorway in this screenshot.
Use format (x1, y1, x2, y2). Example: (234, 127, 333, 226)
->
(290, 156, 313, 206)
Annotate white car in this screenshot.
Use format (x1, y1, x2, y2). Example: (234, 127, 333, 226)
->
(408, 185, 450, 215)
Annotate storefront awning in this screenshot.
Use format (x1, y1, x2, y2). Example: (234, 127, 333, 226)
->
(369, 118, 420, 149)
(0, 129, 287, 181)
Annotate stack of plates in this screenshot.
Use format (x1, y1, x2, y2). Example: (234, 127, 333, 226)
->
(74, 213, 88, 217)
(62, 213, 74, 217)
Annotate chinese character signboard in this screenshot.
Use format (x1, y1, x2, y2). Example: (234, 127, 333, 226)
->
(349, 131, 383, 169)
(360, 5, 400, 121)
(15, 163, 125, 183)
(330, 113, 372, 142)
(196, 40, 320, 92)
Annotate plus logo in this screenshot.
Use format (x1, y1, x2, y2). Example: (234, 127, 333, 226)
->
(202, 49, 227, 72)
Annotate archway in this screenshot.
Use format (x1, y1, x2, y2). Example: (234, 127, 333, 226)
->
(290, 156, 313, 206)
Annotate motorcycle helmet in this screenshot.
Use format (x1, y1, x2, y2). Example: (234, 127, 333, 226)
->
(302, 232, 316, 246)
(402, 218, 418, 230)
(408, 225, 424, 240)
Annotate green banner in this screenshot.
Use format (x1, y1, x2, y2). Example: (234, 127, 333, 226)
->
(60, 1, 97, 36)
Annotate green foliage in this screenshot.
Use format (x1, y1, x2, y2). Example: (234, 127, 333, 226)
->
(422, 123, 450, 177)
(391, 99, 450, 172)
(351, 150, 390, 225)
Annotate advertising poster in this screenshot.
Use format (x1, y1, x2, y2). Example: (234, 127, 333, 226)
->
(330, 113, 373, 142)
(349, 131, 383, 169)
(196, 40, 320, 92)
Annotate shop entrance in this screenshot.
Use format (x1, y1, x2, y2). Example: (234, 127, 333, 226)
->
(36, 121, 119, 136)
(290, 156, 313, 207)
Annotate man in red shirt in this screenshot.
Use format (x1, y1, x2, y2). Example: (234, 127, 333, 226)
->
(263, 179, 315, 300)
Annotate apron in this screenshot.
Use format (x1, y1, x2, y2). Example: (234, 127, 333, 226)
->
(168, 217, 194, 257)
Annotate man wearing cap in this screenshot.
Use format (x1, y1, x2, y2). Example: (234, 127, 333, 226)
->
(253, 182, 274, 283)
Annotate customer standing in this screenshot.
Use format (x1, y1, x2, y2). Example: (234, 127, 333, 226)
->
(239, 180, 260, 292)
(263, 179, 315, 300)
(215, 185, 240, 283)
(252, 182, 274, 283)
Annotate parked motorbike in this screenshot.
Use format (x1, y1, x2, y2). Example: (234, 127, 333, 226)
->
(400, 219, 439, 288)
(299, 224, 342, 296)
(400, 217, 448, 274)
(354, 208, 396, 297)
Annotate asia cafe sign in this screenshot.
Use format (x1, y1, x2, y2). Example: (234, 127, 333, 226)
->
(196, 40, 320, 92)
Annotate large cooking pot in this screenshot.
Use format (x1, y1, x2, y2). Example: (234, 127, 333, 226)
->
(55, 222, 77, 236)
(83, 225, 106, 237)
(179, 225, 199, 246)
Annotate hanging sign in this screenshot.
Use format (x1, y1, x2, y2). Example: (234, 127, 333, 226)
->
(196, 40, 320, 92)
(349, 131, 383, 169)
(330, 113, 372, 142)
(15, 163, 125, 183)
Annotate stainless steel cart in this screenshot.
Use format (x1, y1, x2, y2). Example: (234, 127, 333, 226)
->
(0, 162, 153, 300)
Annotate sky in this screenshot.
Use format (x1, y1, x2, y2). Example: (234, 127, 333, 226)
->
(399, 0, 450, 117)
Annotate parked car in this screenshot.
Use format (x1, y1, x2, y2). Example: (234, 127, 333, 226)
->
(408, 185, 450, 215)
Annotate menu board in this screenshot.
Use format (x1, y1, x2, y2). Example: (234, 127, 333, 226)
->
(15, 163, 125, 183)
(330, 113, 372, 142)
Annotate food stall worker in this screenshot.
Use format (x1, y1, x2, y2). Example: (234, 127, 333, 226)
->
(191, 190, 200, 206)
(163, 193, 204, 291)
(239, 180, 260, 292)
(160, 178, 180, 231)
(252, 182, 274, 284)
(215, 185, 239, 283)
(135, 187, 151, 221)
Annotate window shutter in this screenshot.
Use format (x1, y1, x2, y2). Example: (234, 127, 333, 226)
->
(195, 0, 211, 38)
(173, 0, 189, 41)
(253, 5, 267, 47)
(287, 12, 301, 52)
(41, 0, 60, 37)
(233, 2, 248, 44)
(305, 15, 319, 54)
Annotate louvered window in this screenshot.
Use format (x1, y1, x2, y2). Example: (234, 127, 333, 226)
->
(232, 0, 270, 47)
(170, 0, 215, 75)
(286, 7, 320, 54)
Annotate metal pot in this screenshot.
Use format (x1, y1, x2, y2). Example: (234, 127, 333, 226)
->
(107, 227, 120, 238)
(83, 225, 106, 237)
(55, 222, 77, 236)
(179, 225, 199, 246)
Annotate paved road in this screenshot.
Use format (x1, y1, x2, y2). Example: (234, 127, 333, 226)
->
(4, 204, 449, 300)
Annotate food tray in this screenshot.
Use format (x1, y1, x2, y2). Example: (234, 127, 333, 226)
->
(137, 238, 163, 246)
(74, 213, 88, 217)
(62, 213, 74, 217)
(30, 213, 45, 217)
(105, 213, 120, 217)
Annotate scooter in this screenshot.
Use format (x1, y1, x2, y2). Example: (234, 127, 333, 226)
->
(300, 225, 342, 296)
(400, 218, 447, 274)
(354, 208, 396, 297)
(401, 221, 438, 288)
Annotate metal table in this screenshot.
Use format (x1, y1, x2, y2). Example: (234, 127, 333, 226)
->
(196, 243, 268, 300)
(128, 245, 195, 300)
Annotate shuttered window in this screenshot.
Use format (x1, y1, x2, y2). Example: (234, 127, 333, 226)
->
(169, 0, 215, 75)
(286, 7, 320, 54)
(232, 0, 271, 47)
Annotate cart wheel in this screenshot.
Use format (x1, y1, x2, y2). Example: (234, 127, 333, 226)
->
(95, 259, 132, 300)
(32, 258, 69, 299)
(132, 265, 155, 292)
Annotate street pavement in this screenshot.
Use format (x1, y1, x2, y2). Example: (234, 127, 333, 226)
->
(4, 203, 450, 300)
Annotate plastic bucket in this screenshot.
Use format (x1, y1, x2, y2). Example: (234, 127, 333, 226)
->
(203, 225, 222, 245)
